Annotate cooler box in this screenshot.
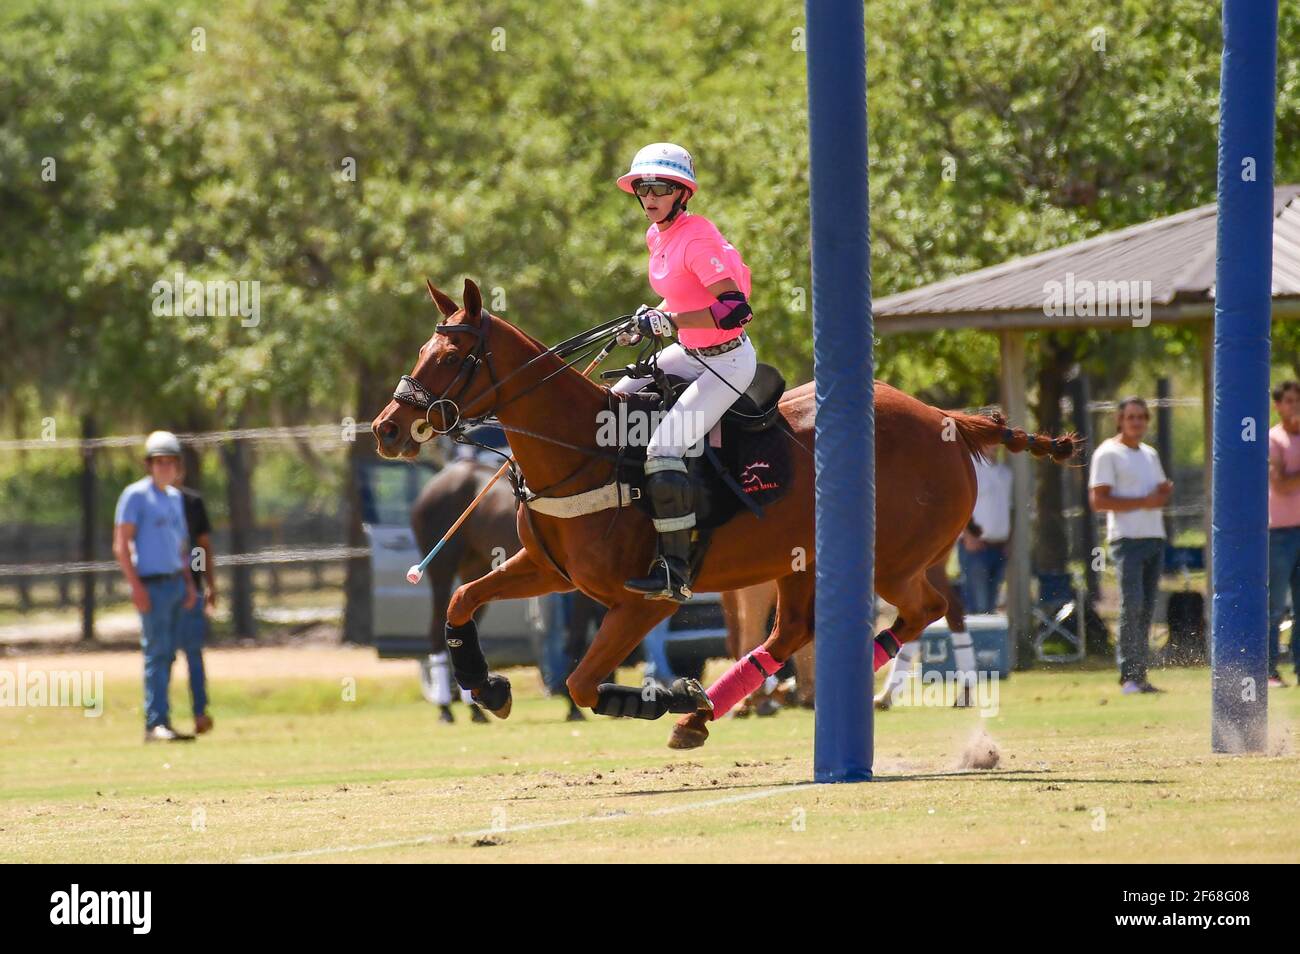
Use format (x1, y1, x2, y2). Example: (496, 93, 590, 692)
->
(919, 612, 1011, 680)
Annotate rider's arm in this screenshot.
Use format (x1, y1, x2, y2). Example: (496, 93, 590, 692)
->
(668, 279, 743, 330)
(113, 522, 144, 592)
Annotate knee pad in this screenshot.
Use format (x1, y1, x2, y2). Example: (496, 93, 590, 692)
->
(644, 461, 694, 520)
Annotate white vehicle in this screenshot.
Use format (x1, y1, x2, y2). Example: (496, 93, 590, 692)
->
(358, 455, 550, 701)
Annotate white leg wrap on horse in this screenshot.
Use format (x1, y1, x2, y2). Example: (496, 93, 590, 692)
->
(951, 629, 977, 686)
(460, 687, 477, 706)
(883, 639, 919, 695)
(428, 652, 453, 706)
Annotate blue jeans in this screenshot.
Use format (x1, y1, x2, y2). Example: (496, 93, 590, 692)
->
(1268, 526, 1300, 677)
(140, 574, 185, 728)
(178, 588, 209, 716)
(1111, 537, 1163, 684)
(959, 542, 1007, 614)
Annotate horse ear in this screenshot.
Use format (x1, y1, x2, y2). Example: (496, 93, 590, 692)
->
(426, 279, 458, 318)
(462, 278, 482, 318)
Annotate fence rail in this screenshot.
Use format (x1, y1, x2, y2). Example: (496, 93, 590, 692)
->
(0, 545, 371, 579)
(0, 423, 355, 453)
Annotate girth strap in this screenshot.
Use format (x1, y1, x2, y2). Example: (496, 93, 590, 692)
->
(524, 481, 641, 518)
(518, 497, 575, 586)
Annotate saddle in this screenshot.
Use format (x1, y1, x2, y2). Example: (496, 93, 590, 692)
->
(514, 359, 794, 591)
(611, 362, 793, 582)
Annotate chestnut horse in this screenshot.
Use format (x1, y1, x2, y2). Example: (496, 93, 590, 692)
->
(372, 279, 1075, 749)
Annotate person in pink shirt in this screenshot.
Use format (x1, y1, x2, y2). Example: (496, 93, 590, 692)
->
(1267, 380, 1300, 688)
(609, 142, 759, 602)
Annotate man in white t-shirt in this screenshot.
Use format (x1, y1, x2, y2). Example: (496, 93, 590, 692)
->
(1088, 396, 1172, 694)
(959, 448, 1013, 613)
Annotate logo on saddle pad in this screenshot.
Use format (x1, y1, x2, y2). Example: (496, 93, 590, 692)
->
(739, 459, 780, 494)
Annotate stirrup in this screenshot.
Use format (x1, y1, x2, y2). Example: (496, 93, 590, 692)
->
(624, 556, 693, 602)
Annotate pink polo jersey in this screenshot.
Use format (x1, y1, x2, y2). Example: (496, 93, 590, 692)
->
(1269, 423, 1300, 528)
(645, 212, 752, 349)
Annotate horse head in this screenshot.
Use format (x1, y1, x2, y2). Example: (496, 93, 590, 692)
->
(372, 278, 497, 459)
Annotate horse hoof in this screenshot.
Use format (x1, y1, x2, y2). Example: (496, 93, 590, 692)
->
(474, 674, 512, 720)
(438, 706, 455, 724)
(667, 713, 709, 750)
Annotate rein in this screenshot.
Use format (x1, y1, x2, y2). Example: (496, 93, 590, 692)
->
(393, 310, 635, 436)
(391, 311, 656, 500)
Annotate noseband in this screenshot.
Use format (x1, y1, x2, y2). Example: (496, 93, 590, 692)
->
(392, 311, 498, 436)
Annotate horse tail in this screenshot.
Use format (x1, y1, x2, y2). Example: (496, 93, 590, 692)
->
(947, 408, 1081, 464)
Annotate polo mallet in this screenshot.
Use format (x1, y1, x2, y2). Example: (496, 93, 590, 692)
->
(405, 332, 625, 585)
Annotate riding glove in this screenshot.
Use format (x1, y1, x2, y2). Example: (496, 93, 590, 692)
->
(634, 304, 675, 338)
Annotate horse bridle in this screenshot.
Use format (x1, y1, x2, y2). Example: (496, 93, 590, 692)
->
(391, 308, 644, 442)
(392, 311, 499, 436)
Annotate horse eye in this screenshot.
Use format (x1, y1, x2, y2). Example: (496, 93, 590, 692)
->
(443, 353, 461, 366)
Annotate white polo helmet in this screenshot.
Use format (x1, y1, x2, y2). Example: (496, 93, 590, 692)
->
(144, 430, 182, 459)
(617, 142, 698, 195)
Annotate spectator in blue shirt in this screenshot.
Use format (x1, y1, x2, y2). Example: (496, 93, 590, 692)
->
(113, 431, 198, 742)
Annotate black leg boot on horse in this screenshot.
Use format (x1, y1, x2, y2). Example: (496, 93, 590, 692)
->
(444, 618, 513, 718)
(623, 456, 696, 602)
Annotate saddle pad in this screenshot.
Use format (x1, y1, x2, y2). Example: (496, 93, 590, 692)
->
(727, 424, 791, 509)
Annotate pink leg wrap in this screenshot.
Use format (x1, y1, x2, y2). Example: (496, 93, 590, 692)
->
(873, 630, 900, 672)
(706, 647, 780, 721)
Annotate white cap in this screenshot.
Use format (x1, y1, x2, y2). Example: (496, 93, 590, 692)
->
(617, 142, 698, 195)
(144, 430, 182, 458)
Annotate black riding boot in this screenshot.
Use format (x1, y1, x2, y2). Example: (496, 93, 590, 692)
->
(624, 458, 695, 602)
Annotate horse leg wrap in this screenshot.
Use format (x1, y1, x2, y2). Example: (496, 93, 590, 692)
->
(428, 652, 453, 706)
(593, 679, 710, 719)
(873, 630, 901, 673)
(881, 639, 919, 696)
(951, 629, 977, 700)
(445, 619, 488, 691)
(706, 647, 781, 721)
(594, 684, 672, 719)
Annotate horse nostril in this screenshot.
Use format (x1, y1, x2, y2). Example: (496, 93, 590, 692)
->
(376, 420, 399, 447)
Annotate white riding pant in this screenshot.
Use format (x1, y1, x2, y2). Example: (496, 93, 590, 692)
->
(610, 336, 758, 460)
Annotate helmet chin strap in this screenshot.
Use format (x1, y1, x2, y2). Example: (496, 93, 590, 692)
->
(661, 192, 687, 225)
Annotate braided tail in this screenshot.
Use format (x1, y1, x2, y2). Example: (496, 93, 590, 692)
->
(948, 408, 1082, 464)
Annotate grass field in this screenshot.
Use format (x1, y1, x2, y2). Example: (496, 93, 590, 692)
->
(2, 645, 1297, 863)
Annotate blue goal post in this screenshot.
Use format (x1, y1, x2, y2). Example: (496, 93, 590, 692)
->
(806, 1, 874, 782)
(1211, 0, 1278, 753)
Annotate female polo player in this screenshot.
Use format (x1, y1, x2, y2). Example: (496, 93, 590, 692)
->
(610, 142, 758, 602)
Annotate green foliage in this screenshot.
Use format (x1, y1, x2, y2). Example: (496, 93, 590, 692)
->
(2, 0, 1298, 431)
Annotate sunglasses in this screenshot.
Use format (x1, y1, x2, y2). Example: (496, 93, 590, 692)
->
(633, 180, 681, 198)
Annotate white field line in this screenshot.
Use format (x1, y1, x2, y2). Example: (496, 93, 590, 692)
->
(238, 782, 818, 863)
